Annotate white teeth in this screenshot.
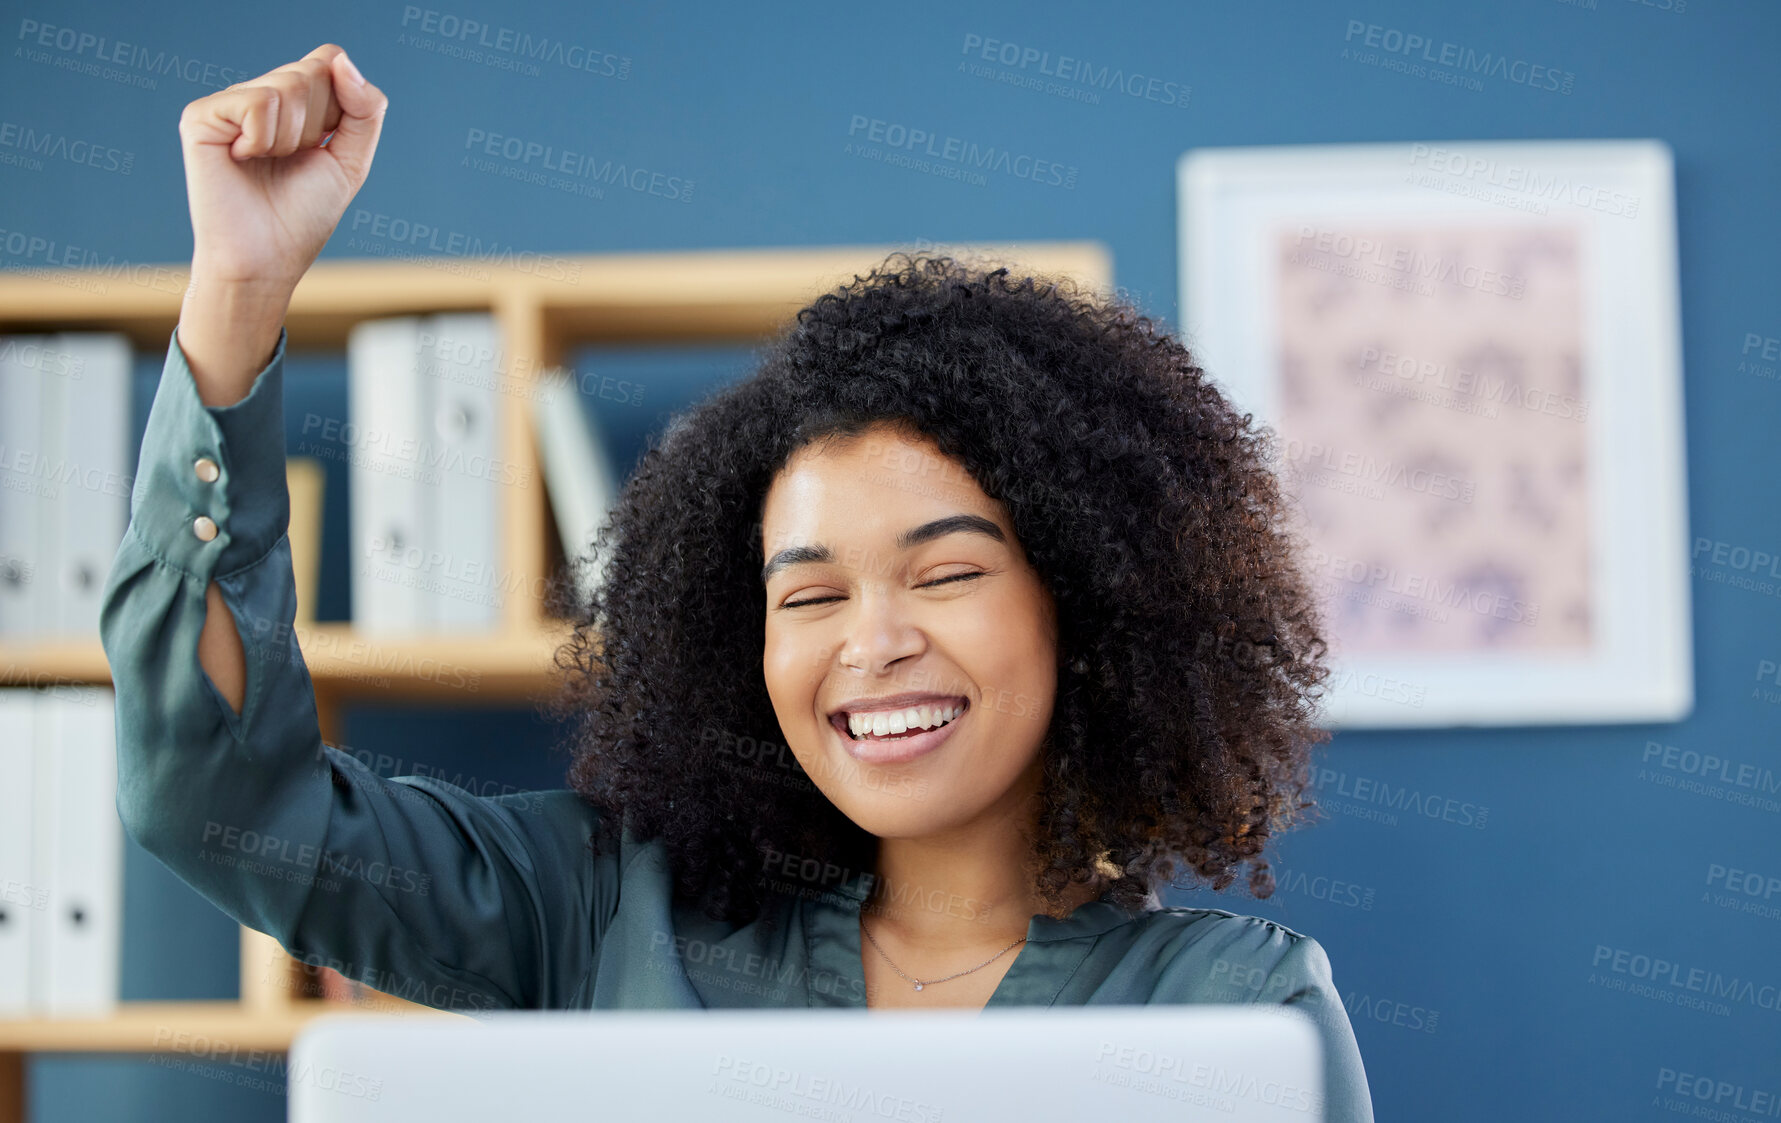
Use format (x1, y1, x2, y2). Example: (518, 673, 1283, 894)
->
(846, 702, 961, 740)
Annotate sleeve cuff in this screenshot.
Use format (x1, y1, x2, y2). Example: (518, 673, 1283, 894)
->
(127, 325, 291, 579)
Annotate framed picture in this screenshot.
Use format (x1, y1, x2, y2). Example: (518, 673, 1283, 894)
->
(1176, 140, 1690, 729)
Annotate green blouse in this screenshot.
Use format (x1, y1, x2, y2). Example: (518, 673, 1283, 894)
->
(99, 327, 1375, 1122)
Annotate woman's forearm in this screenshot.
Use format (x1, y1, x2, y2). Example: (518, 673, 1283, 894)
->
(177, 270, 292, 408)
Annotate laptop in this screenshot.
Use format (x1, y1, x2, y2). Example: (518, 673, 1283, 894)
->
(289, 1006, 1326, 1121)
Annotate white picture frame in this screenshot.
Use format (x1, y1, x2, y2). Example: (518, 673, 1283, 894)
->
(1176, 140, 1691, 729)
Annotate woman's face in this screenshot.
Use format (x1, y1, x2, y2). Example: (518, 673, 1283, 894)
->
(759, 421, 1059, 840)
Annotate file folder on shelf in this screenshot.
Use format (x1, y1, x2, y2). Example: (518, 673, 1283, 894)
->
(0, 339, 47, 637)
(425, 314, 504, 629)
(0, 334, 131, 640)
(0, 690, 37, 1016)
(347, 315, 502, 633)
(31, 686, 122, 1015)
(348, 317, 429, 632)
(532, 366, 620, 611)
(1, 686, 122, 1016)
(51, 335, 131, 637)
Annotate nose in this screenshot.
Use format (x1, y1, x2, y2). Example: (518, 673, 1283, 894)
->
(837, 580, 925, 674)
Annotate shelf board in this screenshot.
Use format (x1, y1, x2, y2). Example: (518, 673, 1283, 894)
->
(0, 1000, 466, 1054)
(0, 620, 578, 702)
(0, 241, 1114, 349)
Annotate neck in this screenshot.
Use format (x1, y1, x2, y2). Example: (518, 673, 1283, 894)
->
(863, 765, 1101, 951)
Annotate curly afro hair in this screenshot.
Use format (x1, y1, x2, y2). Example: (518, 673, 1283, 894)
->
(541, 250, 1334, 926)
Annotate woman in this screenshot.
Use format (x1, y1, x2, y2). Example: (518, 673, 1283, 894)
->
(100, 43, 1373, 1120)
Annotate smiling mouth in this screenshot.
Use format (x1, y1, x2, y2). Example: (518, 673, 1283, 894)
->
(828, 700, 969, 766)
(829, 700, 969, 742)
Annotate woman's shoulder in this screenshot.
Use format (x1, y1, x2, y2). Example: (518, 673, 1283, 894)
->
(1114, 903, 1376, 1121)
(1118, 904, 1337, 1005)
(1117, 900, 1317, 947)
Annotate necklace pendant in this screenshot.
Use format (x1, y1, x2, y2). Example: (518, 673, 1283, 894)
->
(913, 982, 923, 991)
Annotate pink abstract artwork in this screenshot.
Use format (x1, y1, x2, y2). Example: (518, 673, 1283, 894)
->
(1271, 221, 1593, 655)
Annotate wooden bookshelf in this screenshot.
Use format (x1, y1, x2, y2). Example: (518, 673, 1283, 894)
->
(0, 1000, 467, 1054)
(0, 240, 1114, 1122)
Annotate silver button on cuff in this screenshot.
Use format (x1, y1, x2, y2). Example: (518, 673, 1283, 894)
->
(193, 515, 219, 542)
(194, 456, 220, 483)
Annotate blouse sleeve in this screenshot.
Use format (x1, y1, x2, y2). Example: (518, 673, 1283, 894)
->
(1262, 933, 1377, 1123)
(98, 326, 619, 1013)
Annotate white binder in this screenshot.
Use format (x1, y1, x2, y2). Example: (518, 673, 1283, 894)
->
(532, 366, 620, 610)
(0, 337, 47, 636)
(0, 334, 131, 639)
(348, 317, 429, 632)
(421, 314, 501, 629)
(48, 334, 131, 638)
(348, 314, 501, 632)
(0, 689, 37, 1015)
(30, 686, 122, 1014)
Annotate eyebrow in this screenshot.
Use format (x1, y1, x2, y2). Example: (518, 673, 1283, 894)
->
(760, 513, 1006, 586)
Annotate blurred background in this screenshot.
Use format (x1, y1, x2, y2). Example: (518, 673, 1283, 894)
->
(1, 0, 1777, 1119)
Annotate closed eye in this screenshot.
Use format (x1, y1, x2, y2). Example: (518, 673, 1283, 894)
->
(780, 571, 983, 610)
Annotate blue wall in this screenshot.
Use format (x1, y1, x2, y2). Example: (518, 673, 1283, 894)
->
(7, 0, 1778, 1118)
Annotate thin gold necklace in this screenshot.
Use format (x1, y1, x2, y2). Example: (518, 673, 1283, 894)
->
(860, 915, 1027, 992)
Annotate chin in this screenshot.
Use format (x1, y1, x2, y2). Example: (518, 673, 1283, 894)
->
(791, 717, 1035, 840)
(801, 762, 964, 838)
(831, 794, 970, 840)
